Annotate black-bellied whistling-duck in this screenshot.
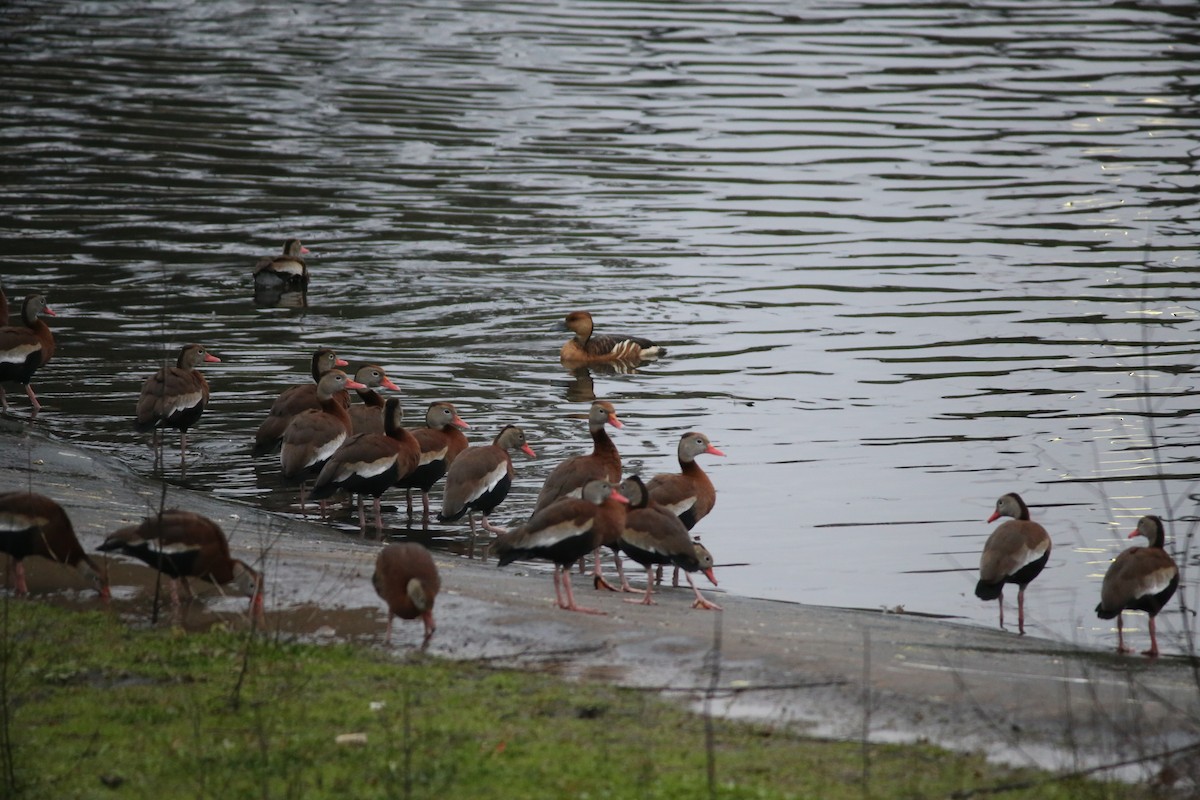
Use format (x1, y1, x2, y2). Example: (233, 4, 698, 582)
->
(253, 348, 349, 455)
(0, 491, 109, 600)
(253, 239, 310, 291)
(348, 364, 401, 435)
(617, 476, 721, 610)
(396, 401, 470, 525)
(279, 369, 366, 515)
(0, 294, 56, 419)
(99, 509, 263, 620)
(134, 344, 220, 471)
(648, 432, 725, 585)
(310, 398, 421, 537)
(372, 542, 440, 647)
(438, 425, 536, 558)
(1096, 515, 1179, 658)
(494, 479, 629, 614)
(559, 310, 665, 365)
(535, 401, 624, 588)
(535, 401, 623, 509)
(975, 492, 1052, 635)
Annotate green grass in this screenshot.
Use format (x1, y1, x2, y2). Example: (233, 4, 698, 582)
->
(0, 602, 1147, 800)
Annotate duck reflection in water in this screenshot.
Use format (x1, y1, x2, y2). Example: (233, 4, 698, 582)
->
(562, 362, 642, 403)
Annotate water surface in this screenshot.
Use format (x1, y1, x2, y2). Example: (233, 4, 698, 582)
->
(3, 0, 1200, 654)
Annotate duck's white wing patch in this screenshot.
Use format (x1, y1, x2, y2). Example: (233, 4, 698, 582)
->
(163, 390, 204, 418)
(659, 496, 697, 519)
(0, 511, 45, 532)
(0, 343, 39, 365)
(308, 433, 347, 468)
(465, 461, 509, 503)
(418, 445, 448, 468)
(337, 455, 396, 481)
(526, 518, 593, 548)
(1137, 564, 1178, 598)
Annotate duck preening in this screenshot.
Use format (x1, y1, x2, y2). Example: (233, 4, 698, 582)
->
(975, 492, 1051, 635)
(559, 310, 665, 365)
(1095, 515, 1179, 658)
(99, 509, 263, 620)
(372, 542, 440, 647)
(0, 491, 109, 600)
(134, 344, 220, 471)
(0, 294, 56, 418)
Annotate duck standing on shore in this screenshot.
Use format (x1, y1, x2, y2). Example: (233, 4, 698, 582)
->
(494, 479, 629, 614)
(439, 425, 536, 558)
(373, 542, 440, 646)
(647, 432, 724, 586)
(975, 492, 1051, 635)
(1095, 515, 1178, 658)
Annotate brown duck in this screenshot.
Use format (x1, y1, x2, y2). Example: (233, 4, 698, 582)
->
(559, 310, 665, 365)
(975, 492, 1052, 635)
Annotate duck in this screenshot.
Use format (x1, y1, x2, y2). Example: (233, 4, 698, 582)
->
(347, 364, 401, 435)
(99, 509, 263, 620)
(438, 425, 536, 558)
(534, 401, 624, 510)
(0, 294, 56, 418)
(253, 348, 349, 455)
(617, 476, 721, 610)
(372, 542, 440, 647)
(534, 401, 624, 588)
(134, 344, 220, 471)
(395, 401, 470, 525)
(494, 479, 629, 614)
(279, 369, 366, 515)
(0, 491, 109, 600)
(974, 492, 1052, 635)
(310, 397, 421, 537)
(1095, 515, 1179, 658)
(647, 432, 725, 585)
(253, 239, 310, 291)
(559, 310, 665, 365)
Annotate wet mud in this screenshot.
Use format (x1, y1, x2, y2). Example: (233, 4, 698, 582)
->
(2, 420, 1198, 780)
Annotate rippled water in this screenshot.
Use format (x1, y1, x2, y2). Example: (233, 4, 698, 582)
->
(3, 0, 1199, 654)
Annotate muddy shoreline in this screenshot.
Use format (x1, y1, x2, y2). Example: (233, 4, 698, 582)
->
(2, 418, 1197, 781)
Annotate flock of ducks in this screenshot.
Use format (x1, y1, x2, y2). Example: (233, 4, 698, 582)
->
(0, 249, 1185, 654)
(0, 251, 722, 645)
(976, 492, 1179, 658)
